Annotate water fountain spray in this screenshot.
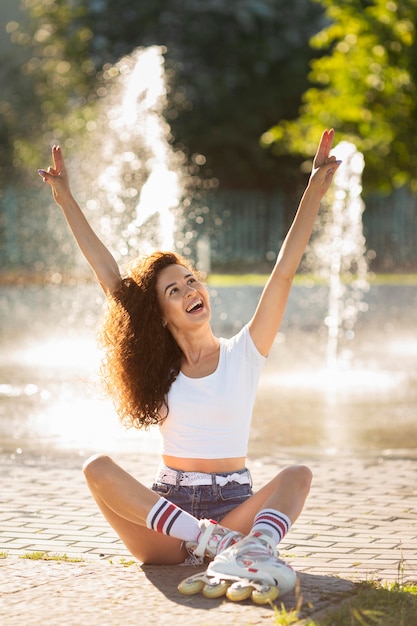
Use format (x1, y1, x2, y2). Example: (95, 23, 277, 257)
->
(311, 142, 369, 368)
(77, 46, 184, 262)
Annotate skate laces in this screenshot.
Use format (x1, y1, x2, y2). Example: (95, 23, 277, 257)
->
(224, 531, 278, 561)
(181, 550, 205, 566)
(189, 519, 243, 558)
(248, 531, 277, 556)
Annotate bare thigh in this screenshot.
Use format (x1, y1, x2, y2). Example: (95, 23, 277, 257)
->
(220, 465, 312, 534)
(83, 454, 188, 565)
(90, 492, 188, 565)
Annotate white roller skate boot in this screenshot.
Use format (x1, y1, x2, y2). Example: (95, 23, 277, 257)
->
(178, 519, 244, 598)
(197, 531, 296, 604)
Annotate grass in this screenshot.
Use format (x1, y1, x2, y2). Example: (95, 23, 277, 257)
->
(7, 548, 417, 623)
(117, 557, 138, 567)
(19, 551, 84, 563)
(207, 273, 269, 286)
(207, 273, 417, 288)
(272, 582, 417, 626)
(365, 273, 417, 286)
(1, 270, 416, 288)
(14, 551, 136, 567)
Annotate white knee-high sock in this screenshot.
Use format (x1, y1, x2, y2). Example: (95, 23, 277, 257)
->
(251, 509, 291, 546)
(146, 497, 200, 542)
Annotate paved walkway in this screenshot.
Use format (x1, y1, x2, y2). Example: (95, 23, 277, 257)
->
(1, 450, 417, 625)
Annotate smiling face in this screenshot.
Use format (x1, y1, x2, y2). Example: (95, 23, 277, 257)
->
(156, 263, 210, 332)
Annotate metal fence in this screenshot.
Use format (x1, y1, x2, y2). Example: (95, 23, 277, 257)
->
(1, 185, 417, 276)
(201, 187, 417, 272)
(196, 189, 293, 272)
(363, 187, 417, 271)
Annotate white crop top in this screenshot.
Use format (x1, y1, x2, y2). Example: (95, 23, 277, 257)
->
(159, 325, 267, 459)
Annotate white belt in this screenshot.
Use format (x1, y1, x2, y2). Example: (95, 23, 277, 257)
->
(155, 465, 251, 487)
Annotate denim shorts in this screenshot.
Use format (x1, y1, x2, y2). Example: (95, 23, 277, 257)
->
(151, 467, 253, 522)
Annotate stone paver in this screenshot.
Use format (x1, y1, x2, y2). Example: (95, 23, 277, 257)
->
(1, 451, 417, 625)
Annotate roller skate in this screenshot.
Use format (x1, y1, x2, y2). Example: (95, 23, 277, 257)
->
(178, 518, 243, 590)
(178, 531, 296, 605)
(182, 518, 244, 563)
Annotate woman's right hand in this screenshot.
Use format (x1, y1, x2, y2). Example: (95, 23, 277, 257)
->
(38, 145, 72, 207)
(38, 144, 122, 294)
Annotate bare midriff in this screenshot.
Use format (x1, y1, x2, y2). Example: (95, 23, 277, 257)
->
(162, 455, 246, 474)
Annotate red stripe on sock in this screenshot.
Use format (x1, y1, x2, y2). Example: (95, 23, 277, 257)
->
(256, 513, 288, 537)
(155, 503, 177, 534)
(257, 513, 285, 527)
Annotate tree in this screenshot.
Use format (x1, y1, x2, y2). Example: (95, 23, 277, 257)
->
(84, 0, 325, 189)
(3, 0, 324, 190)
(1, 0, 97, 183)
(263, 0, 417, 192)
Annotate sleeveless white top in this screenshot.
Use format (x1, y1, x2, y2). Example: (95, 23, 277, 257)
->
(159, 325, 266, 458)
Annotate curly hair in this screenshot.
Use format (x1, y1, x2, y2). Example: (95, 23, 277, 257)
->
(98, 251, 197, 430)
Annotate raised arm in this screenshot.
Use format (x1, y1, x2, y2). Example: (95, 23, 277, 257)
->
(248, 129, 341, 356)
(38, 145, 122, 295)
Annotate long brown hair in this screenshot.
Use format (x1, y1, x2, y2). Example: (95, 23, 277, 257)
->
(99, 251, 196, 429)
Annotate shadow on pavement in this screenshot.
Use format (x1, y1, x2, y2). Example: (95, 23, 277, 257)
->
(141, 564, 356, 615)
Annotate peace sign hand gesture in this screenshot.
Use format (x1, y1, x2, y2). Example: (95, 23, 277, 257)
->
(309, 129, 341, 197)
(38, 145, 72, 207)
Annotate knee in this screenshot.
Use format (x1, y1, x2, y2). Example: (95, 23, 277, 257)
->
(283, 464, 313, 494)
(298, 464, 313, 490)
(82, 453, 114, 486)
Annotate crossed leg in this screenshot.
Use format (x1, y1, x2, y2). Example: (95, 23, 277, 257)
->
(220, 464, 312, 534)
(83, 454, 312, 565)
(83, 454, 187, 564)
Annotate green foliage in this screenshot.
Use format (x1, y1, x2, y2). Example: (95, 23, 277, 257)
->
(2, 0, 97, 180)
(264, 0, 417, 192)
(273, 598, 303, 624)
(19, 551, 84, 562)
(79, 0, 326, 188)
(1, 0, 324, 189)
(302, 581, 417, 626)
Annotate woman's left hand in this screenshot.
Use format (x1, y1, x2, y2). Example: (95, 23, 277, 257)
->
(309, 129, 341, 197)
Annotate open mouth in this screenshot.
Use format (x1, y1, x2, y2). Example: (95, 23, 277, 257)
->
(186, 299, 204, 313)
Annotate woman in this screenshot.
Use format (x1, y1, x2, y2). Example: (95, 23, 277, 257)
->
(38, 129, 340, 586)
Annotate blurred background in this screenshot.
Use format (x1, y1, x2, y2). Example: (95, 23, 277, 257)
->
(0, 0, 416, 461)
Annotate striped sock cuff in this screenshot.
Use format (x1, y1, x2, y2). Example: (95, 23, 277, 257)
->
(148, 499, 183, 536)
(253, 509, 291, 543)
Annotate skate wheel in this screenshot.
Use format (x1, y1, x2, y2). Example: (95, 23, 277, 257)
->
(202, 579, 230, 598)
(251, 584, 279, 605)
(226, 581, 254, 602)
(178, 575, 205, 595)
